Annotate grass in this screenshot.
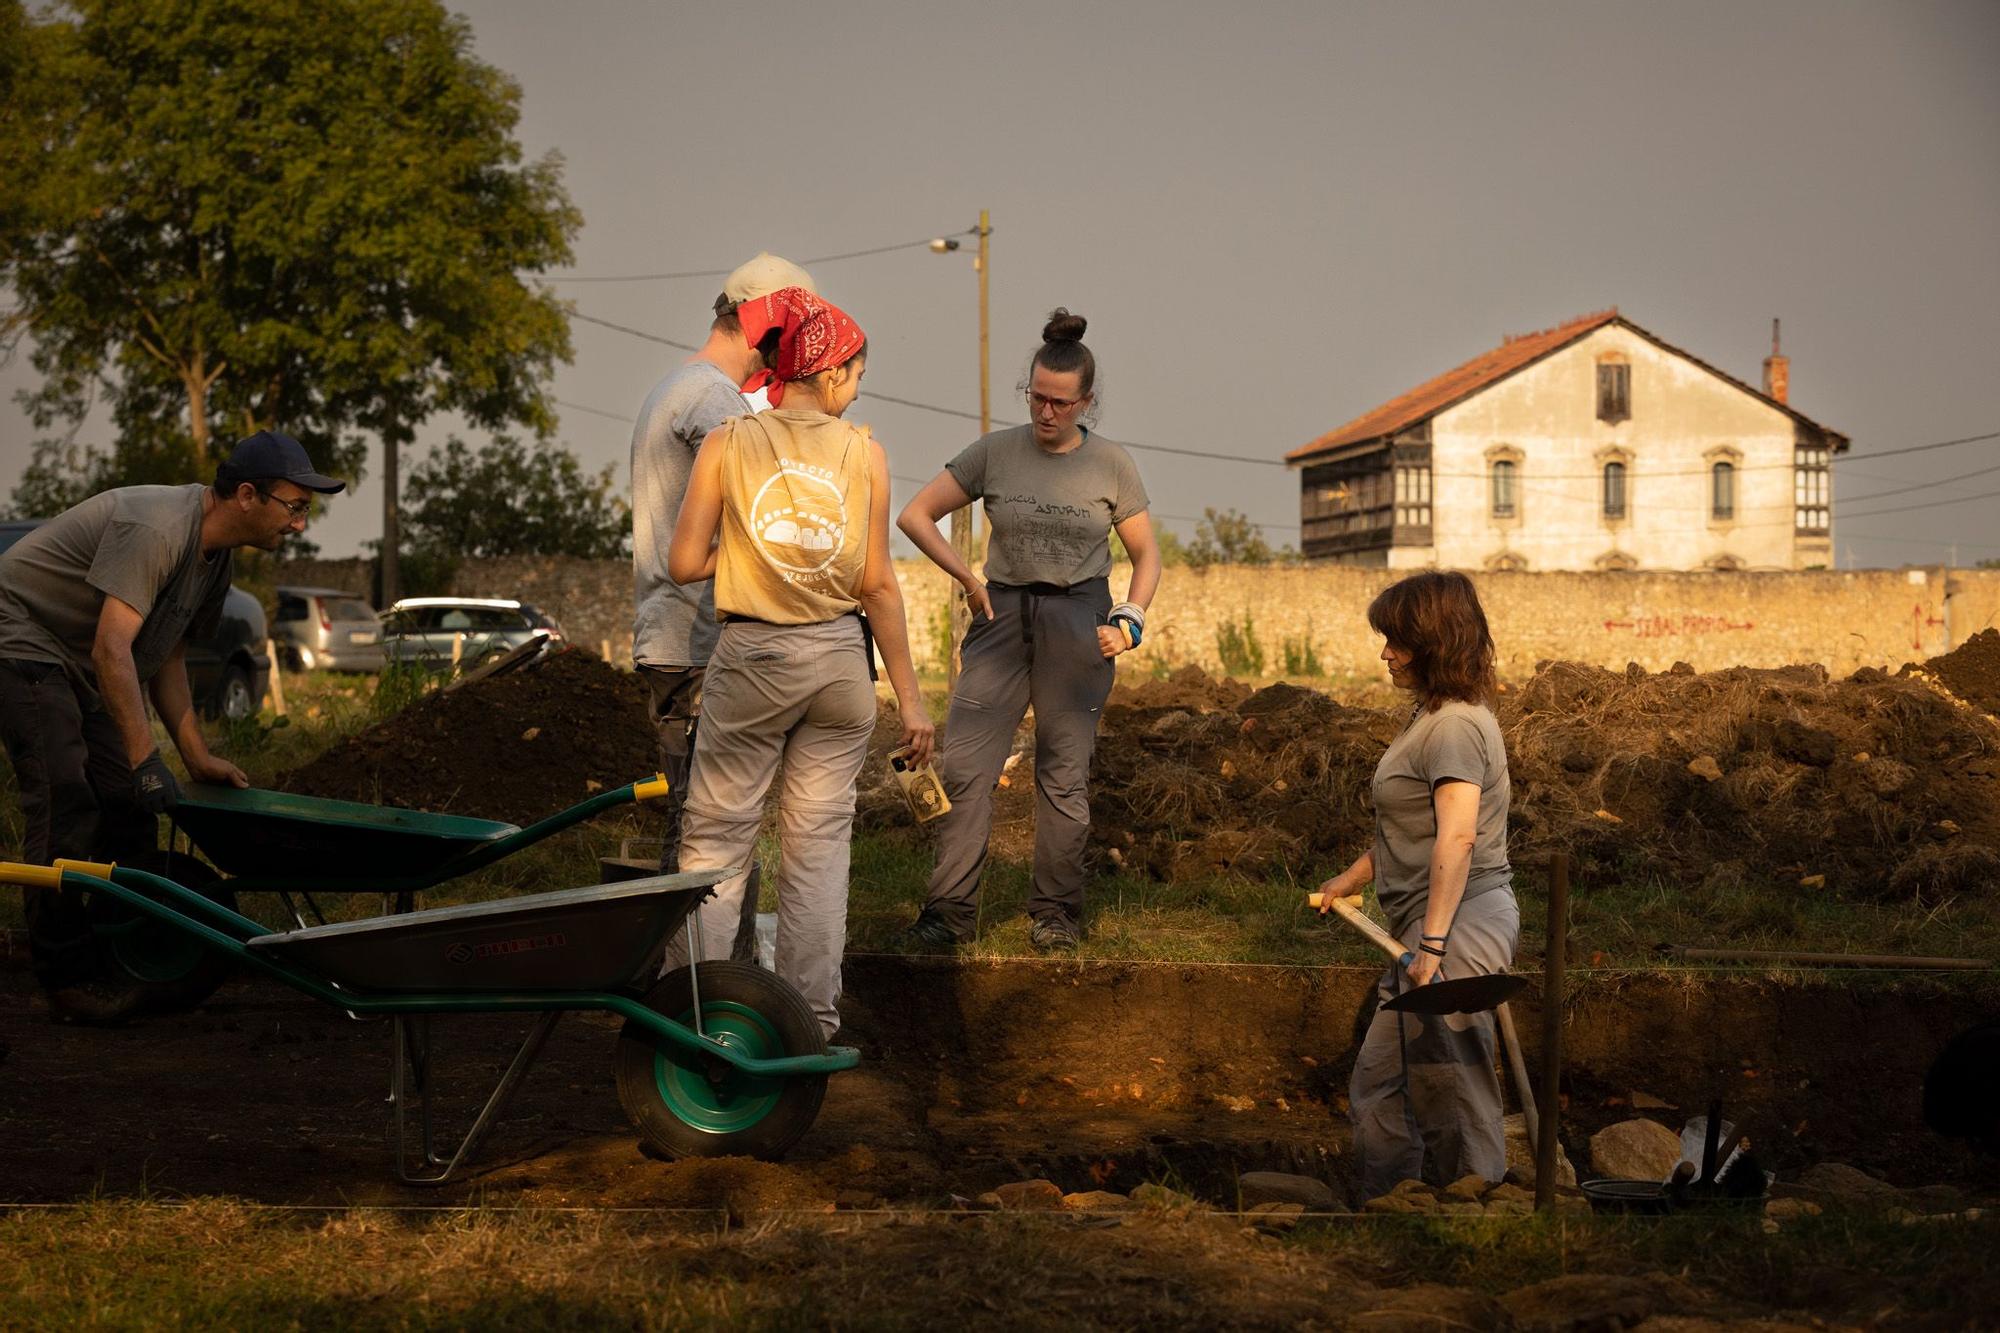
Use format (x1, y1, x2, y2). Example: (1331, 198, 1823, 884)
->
(1, 1198, 1994, 1330)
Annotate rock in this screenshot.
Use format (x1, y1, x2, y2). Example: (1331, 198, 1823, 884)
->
(1589, 1118, 1683, 1181)
(1500, 1273, 1695, 1331)
(1437, 1200, 1486, 1217)
(991, 1179, 1063, 1211)
(1630, 1089, 1676, 1110)
(1236, 1170, 1337, 1211)
(1686, 754, 1723, 782)
(1485, 1182, 1534, 1206)
(1128, 1182, 1197, 1211)
(1763, 1198, 1822, 1222)
(1061, 1190, 1133, 1212)
(1245, 1201, 1306, 1232)
(1363, 1192, 1436, 1216)
(1442, 1174, 1490, 1203)
(1796, 1162, 1898, 1199)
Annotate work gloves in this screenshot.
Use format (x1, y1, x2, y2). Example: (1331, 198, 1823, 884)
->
(132, 751, 182, 814)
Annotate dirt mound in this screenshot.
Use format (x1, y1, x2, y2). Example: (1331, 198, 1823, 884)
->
(1092, 678, 1399, 882)
(1107, 665, 1252, 717)
(279, 650, 656, 824)
(1506, 660, 2000, 900)
(1914, 628, 2000, 718)
(1081, 662, 2000, 900)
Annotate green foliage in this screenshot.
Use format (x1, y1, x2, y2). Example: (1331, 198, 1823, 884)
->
(1215, 610, 1265, 678)
(1154, 527, 1188, 567)
(927, 596, 956, 678)
(399, 435, 630, 561)
(1185, 508, 1272, 569)
(0, 0, 579, 526)
(1280, 622, 1323, 677)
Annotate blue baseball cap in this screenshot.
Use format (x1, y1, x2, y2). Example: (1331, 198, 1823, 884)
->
(217, 430, 346, 494)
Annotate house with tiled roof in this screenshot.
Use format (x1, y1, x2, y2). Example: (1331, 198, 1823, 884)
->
(1286, 311, 1849, 572)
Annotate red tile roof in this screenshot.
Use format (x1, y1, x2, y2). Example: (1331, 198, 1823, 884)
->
(1287, 309, 1620, 462)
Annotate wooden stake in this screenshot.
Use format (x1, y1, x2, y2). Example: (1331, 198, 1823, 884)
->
(264, 638, 287, 717)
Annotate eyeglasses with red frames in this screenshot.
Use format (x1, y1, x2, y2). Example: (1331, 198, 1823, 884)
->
(1027, 391, 1086, 414)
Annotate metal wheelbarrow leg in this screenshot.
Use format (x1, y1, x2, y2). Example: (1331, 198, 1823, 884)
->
(390, 1011, 564, 1186)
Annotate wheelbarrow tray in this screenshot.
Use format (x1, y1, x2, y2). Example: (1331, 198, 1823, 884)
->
(173, 785, 518, 880)
(245, 872, 715, 993)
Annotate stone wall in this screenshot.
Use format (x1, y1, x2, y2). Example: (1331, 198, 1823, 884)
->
(271, 556, 2000, 679)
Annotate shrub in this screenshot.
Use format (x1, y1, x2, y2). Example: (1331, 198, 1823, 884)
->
(1215, 611, 1265, 678)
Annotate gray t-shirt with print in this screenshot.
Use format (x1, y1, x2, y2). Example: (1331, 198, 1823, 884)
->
(0, 483, 231, 699)
(632, 360, 745, 666)
(1370, 699, 1512, 936)
(945, 425, 1149, 587)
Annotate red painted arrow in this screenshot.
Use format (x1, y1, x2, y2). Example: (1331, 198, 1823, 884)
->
(1604, 620, 1635, 630)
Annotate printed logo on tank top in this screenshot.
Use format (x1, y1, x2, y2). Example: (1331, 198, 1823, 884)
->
(751, 458, 848, 586)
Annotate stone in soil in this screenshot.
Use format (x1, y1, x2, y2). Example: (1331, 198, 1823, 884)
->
(991, 1179, 1064, 1210)
(1235, 1170, 1336, 1210)
(1589, 1117, 1684, 1180)
(1795, 1162, 1899, 1199)
(1061, 1190, 1133, 1212)
(1499, 1273, 1702, 1331)
(1129, 1182, 1198, 1211)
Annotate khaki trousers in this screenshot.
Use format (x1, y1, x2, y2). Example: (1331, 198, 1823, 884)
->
(666, 617, 875, 1036)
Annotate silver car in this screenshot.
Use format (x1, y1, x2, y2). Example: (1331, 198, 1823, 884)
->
(379, 597, 566, 672)
(273, 586, 385, 672)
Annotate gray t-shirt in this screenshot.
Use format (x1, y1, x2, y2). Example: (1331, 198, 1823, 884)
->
(632, 360, 745, 666)
(945, 425, 1149, 587)
(0, 483, 231, 698)
(1370, 699, 1512, 935)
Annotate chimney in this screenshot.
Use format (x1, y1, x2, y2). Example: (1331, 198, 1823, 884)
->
(1762, 318, 1789, 404)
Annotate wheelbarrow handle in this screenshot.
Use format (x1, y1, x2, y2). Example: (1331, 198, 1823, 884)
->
(1307, 891, 1414, 966)
(632, 773, 671, 803)
(0, 860, 64, 889)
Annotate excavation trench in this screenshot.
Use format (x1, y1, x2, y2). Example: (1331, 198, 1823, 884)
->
(1, 955, 1994, 1209)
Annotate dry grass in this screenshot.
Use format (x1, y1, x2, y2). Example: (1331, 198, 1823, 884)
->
(5, 1198, 1996, 1330)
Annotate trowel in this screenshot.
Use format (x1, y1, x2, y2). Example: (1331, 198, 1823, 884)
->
(1308, 892, 1527, 1015)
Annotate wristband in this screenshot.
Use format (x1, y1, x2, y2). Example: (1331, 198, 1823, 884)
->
(1107, 601, 1146, 648)
(1419, 943, 1448, 959)
(1420, 933, 1449, 942)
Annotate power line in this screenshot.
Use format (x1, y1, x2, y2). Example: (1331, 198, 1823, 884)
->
(1838, 458, 2000, 505)
(549, 232, 977, 283)
(1841, 484, 2000, 521)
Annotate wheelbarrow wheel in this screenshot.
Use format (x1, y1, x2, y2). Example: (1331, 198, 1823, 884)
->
(615, 961, 828, 1162)
(35, 851, 237, 1024)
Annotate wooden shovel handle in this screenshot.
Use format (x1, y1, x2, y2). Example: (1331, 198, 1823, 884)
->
(1307, 892, 1412, 963)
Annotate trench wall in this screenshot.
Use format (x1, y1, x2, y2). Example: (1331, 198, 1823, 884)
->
(271, 556, 2000, 679)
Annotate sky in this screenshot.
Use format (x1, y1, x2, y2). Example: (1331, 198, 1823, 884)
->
(3, 0, 1996, 567)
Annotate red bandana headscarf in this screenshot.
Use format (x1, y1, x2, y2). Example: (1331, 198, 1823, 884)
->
(737, 287, 867, 407)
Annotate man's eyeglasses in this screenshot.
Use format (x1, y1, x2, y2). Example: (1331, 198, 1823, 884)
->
(258, 489, 313, 520)
(1028, 391, 1085, 414)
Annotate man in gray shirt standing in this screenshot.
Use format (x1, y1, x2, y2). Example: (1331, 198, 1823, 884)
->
(631, 252, 815, 890)
(0, 430, 342, 994)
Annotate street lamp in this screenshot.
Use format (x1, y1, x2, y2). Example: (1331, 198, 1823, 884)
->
(934, 211, 991, 687)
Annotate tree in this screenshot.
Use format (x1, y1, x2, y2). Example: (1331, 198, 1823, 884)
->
(1186, 507, 1273, 569)
(399, 435, 630, 562)
(0, 0, 579, 599)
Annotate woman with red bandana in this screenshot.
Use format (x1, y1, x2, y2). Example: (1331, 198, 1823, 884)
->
(668, 287, 932, 1037)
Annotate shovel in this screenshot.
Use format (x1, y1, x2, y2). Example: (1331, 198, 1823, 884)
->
(1308, 892, 1526, 1015)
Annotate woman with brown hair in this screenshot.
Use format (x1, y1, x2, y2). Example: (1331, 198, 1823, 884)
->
(1315, 570, 1518, 1198)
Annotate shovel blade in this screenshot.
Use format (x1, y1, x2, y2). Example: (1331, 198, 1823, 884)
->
(1382, 973, 1527, 1015)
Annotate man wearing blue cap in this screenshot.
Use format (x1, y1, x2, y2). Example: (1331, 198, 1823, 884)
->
(0, 431, 342, 991)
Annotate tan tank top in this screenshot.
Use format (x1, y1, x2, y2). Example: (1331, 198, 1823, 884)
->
(713, 408, 873, 624)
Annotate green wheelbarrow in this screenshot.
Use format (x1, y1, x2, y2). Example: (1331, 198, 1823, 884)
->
(1, 857, 857, 1183)
(39, 776, 678, 1023)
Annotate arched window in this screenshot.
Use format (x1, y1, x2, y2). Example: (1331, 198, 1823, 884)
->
(1602, 461, 1627, 520)
(1490, 459, 1517, 518)
(1711, 461, 1736, 521)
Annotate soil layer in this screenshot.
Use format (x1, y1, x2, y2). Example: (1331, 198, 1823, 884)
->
(3, 954, 1994, 1208)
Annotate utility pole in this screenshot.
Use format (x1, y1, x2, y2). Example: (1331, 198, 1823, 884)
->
(946, 209, 991, 689)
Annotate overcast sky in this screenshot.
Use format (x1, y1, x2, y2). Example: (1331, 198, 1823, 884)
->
(3, 0, 1996, 567)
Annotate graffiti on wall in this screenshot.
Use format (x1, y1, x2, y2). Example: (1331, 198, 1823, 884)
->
(1603, 614, 1756, 638)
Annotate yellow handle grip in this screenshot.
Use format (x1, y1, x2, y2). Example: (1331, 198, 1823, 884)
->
(0, 861, 62, 889)
(633, 773, 672, 803)
(54, 858, 117, 879)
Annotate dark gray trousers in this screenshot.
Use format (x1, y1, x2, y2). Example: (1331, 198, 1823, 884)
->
(0, 657, 156, 986)
(923, 580, 1114, 933)
(1349, 888, 1520, 1198)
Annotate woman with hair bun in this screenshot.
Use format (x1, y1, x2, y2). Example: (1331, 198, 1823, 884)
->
(1315, 570, 1518, 1199)
(897, 309, 1162, 953)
